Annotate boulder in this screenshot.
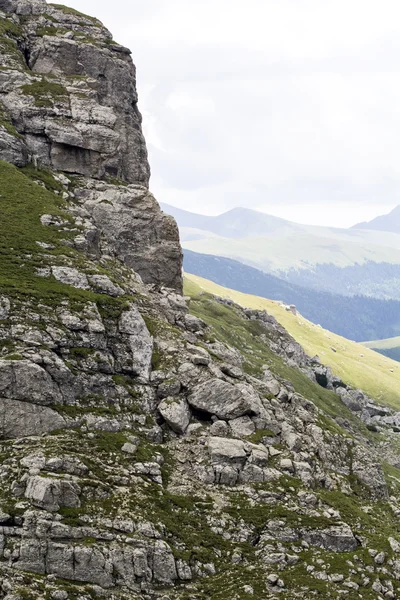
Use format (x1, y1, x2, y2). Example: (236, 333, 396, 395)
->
(118, 306, 154, 379)
(0, 398, 66, 439)
(208, 437, 247, 466)
(0, 360, 62, 405)
(189, 379, 262, 420)
(158, 397, 191, 434)
(24, 476, 81, 512)
(303, 525, 358, 552)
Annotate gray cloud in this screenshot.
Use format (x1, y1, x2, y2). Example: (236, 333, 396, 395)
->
(67, 0, 400, 226)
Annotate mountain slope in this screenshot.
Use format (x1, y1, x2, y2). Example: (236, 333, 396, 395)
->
(184, 273, 400, 409)
(363, 336, 400, 362)
(353, 204, 400, 233)
(183, 250, 400, 341)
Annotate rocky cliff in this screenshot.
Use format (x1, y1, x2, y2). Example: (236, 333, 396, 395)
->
(0, 0, 182, 291)
(1, 2, 400, 600)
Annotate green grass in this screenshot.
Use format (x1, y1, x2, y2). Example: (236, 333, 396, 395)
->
(0, 106, 21, 138)
(50, 4, 102, 25)
(21, 79, 68, 108)
(0, 160, 131, 318)
(0, 16, 25, 67)
(185, 274, 400, 410)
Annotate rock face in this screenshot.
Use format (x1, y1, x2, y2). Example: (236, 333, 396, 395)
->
(0, 0, 182, 291)
(0, 0, 149, 184)
(2, 2, 400, 600)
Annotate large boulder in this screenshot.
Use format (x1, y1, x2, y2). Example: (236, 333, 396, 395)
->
(158, 397, 191, 434)
(0, 360, 62, 405)
(79, 183, 183, 291)
(303, 525, 358, 552)
(117, 306, 154, 379)
(24, 476, 81, 512)
(0, 398, 66, 439)
(188, 379, 262, 420)
(208, 437, 247, 466)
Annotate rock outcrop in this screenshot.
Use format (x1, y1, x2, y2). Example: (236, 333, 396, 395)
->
(2, 2, 400, 600)
(0, 0, 182, 291)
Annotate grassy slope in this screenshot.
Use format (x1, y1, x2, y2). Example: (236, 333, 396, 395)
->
(184, 274, 400, 410)
(0, 160, 130, 316)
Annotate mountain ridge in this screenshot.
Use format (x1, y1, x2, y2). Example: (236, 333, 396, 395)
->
(353, 204, 400, 233)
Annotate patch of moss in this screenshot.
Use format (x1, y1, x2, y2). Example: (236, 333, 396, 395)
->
(0, 161, 135, 320)
(0, 106, 21, 138)
(36, 26, 67, 37)
(0, 17, 24, 67)
(21, 78, 68, 108)
(50, 4, 102, 25)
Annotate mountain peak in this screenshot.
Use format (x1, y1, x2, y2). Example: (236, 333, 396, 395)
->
(352, 204, 400, 233)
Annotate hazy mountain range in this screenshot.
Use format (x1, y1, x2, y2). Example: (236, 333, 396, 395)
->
(161, 202, 400, 344)
(353, 204, 400, 233)
(162, 202, 400, 301)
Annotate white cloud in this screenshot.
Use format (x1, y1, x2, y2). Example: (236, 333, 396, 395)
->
(66, 0, 400, 226)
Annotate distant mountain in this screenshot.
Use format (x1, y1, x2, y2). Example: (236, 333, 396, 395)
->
(183, 250, 400, 342)
(162, 203, 400, 300)
(363, 336, 400, 363)
(282, 261, 400, 300)
(160, 204, 299, 240)
(353, 205, 400, 233)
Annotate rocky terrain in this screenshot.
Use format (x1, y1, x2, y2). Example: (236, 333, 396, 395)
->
(1, 1, 400, 599)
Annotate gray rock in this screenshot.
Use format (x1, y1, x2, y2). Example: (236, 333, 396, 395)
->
(229, 416, 255, 437)
(122, 442, 138, 455)
(0, 296, 10, 320)
(221, 364, 243, 379)
(0, 360, 62, 405)
(24, 476, 81, 512)
(118, 306, 154, 379)
(188, 379, 262, 420)
(210, 420, 230, 437)
(81, 183, 183, 291)
(0, 128, 28, 167)
(303, 525, 358, 552)
(0, 398, 66, 439)
(208, 437, 247, 466)
(158, 397, 191, 434)
(51, 267, 90, 290)
(184, 314, 206, 333)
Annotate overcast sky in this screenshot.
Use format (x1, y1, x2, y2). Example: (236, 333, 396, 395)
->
(67, 0, 400, 227)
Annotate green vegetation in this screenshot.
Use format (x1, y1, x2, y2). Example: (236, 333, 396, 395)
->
(0, 160, 133, 323)
(50, 4, 102, 25)
(20, 163, 65, 193)
(184, 278, 369, 431)
(0, 16, 25, 67)
(36, 26, 68, 37)
(0, 106, 21, 138)
(21, 79, 68, 108)
(185, 274, 400, 410)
